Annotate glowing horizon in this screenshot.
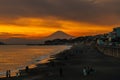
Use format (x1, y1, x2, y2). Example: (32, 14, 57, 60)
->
(0, 17, 115, 39)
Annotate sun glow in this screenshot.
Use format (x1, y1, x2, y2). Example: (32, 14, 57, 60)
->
(0, 17, 113, 39)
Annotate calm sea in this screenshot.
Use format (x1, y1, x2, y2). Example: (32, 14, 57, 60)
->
(0, 45, 70, 77)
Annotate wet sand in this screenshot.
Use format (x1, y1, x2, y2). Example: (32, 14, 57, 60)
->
(1, 44, 120, 80)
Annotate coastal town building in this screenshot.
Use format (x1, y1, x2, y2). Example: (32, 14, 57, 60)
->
(96, 27, 120, 46)
(113, 27, 120, 37)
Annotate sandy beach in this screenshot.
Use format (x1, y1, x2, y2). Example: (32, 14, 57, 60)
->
(1, 44, 120, 80)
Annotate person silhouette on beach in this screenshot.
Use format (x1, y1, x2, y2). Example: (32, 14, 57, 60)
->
(87, 65, 95, 74)
(6, 70, 11, 78)
(19, 70, 22, 76)
(9, 70, 11, 77)
(16, 72, 19, 77)
(25, 66, 29, 73)
(59, 67, 63, 77)
(6, 70, 9, 78)
(89, 66, 95, 74)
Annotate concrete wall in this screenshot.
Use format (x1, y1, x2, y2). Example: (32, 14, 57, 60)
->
(97, 45, 120, 58)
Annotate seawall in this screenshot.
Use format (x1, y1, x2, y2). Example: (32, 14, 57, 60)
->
(97, 45, 120, 58)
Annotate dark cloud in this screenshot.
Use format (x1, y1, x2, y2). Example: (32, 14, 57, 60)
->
(0, 0, 120, 26)
(0, 32, 27, 38)
(0, 17, 63, 28)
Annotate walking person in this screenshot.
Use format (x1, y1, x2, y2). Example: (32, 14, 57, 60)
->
(6, 70, 9, 78)
(8, 70, 11, 77)
(19, 70, 22, 76)
(86, 66, 90, 75)
(25, 66, 29, 73)
(89, 66, 95, 74)
(83, 67, 87, 76)
(59, 67, 63, 77)
(16, 72, 19, 77)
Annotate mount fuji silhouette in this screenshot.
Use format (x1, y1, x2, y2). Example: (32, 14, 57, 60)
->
(0, 31, 74, 44)
(44, 31, 74, 40)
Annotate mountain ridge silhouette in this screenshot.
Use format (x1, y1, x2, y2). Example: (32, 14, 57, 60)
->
(44, 30, 74, 40)
(0, 31, 74, 44)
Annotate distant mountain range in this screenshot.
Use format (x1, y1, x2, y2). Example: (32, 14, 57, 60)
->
(0, 31, 74, 44)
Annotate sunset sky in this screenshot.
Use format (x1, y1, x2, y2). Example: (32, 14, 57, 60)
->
(0, 0, 120, 39)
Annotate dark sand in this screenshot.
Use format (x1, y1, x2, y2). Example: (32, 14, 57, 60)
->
(1, 44, 120, 80)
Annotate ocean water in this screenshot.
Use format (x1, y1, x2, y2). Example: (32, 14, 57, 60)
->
(0, 45, 70, 77)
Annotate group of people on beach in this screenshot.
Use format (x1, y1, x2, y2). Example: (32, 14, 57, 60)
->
(83, 66, 95, 76)
(16, 70, 22, 77)
(6, 69, 21, 78)
(6, 66, 29, 78)
(16, 66, 29, 77)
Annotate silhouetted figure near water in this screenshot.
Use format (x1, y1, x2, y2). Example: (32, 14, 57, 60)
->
(19, 70, 22, 76)
(6, 70, 11, 78)
(8, 70, 11, 77)
(16, 72, 19, 77)
(6, 70, 9, 78)
(25, 66, 29, 73)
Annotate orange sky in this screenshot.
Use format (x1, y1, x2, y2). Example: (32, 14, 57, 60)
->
(0, 0, 119, 39)
(0, 17, 115, 39)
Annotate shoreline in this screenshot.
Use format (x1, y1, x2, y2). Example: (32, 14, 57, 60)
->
(0, 45, 72, 79)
